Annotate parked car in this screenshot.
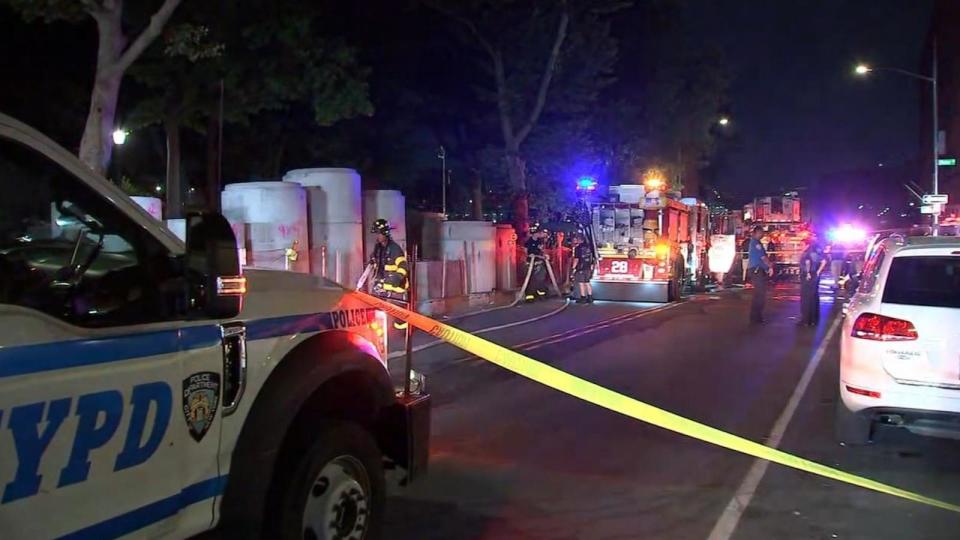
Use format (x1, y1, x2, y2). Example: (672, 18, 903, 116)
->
(837, 235, 960, 444)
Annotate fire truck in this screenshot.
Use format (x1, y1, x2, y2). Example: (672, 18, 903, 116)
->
(681, 197, 711, 285)
(742, 192, 810, 279)
(587, 185, 691, 302)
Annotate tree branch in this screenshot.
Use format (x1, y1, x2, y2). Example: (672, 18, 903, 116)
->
(423, 1, 497, 61)
(425, 2, 515, 146)
(492, 50, 516, 147)
(105, 0, 183, 77)
(82, 0, 111, 17)
(515, 10, 569, 145)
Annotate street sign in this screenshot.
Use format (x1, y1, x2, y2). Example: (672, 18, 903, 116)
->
(937, 157, 957, 167)
(921, 203, 944, 215)
(922, 194, 949, 205)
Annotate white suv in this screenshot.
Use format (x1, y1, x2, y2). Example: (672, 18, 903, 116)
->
(837, 235, 960, 444)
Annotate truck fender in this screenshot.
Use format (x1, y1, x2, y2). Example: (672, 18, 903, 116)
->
(218, 329, 394, 538)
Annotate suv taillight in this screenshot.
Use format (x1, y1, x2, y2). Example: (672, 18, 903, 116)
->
(852, 313, 918, 341)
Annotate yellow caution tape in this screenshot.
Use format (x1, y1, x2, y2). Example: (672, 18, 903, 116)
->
(349, 289, 960, 513)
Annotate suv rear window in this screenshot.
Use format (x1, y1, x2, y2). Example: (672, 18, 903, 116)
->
(883, 256, 960, 308)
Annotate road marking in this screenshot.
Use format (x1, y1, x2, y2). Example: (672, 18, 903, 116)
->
(706, 314, 843, 540)
(387, 300, 571, 359)
(450, 301, 683, 364)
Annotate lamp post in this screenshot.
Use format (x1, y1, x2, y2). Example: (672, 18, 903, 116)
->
(856, 38, 939, 234)
(437, 145, 447, 218)
(110, 128, 129, 182)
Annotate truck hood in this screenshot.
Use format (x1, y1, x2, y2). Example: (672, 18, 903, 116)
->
(239, 269, 362, 321)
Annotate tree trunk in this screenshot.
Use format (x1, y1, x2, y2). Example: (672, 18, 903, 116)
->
(513, 192, 529, 243)
(80, 5, 126, 175)
(505, 149, 529, 240)
(270, 139, 288, 179)
(205, 112, 221, 212)
(78, 0, 183, 173)
(165, 117, 183, 219)
(79, 74, 123, 175)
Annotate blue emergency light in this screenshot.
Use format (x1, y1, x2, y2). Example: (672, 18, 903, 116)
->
(576, 176, 598, 191)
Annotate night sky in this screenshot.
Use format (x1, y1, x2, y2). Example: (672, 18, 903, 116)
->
(682, 0, 933, 200)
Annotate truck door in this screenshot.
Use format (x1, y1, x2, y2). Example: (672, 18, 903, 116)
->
(178, 320, 243, 532)
(0, 136, 215, 538)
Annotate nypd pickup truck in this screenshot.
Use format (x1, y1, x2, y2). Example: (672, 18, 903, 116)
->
(0, 113, 430, 539)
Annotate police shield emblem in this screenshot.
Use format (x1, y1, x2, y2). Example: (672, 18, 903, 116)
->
(182, 371, 221, 442)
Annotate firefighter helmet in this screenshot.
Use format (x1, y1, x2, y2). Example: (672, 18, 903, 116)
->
(370, 218, 394, 235)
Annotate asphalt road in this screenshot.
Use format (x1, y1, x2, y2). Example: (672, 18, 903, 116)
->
(383, 285, 960, 539)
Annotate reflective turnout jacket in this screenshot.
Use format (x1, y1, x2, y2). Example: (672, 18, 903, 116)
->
(371, 239, 408, 294)
(524, 236, 544, 258)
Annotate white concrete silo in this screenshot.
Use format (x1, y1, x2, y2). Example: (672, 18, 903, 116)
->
(441, 221, 496, 293)
(130, 196, 163, 220)
(283, 168, 364, 285)
(221, 181, 309, 272)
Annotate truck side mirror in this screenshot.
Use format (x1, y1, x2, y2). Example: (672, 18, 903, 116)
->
(186, 212, 244, 319)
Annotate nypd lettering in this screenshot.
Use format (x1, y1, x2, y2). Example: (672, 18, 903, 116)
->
(331, 308, 375, 329)
(182, 372, 220, 442)
(1, 382, 172, 504)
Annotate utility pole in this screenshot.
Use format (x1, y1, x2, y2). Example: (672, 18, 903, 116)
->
(438, 145, 447, 218)
(854, 39, 941, 234)
(932, 37, 940, 235)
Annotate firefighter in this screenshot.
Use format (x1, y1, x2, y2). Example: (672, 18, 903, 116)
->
(523, 224, 550, 302)
(798, 234, 827, 327)
(747, 225, 774, 325)
(570, 233, 595, 304)
(369, 218, 409, 328)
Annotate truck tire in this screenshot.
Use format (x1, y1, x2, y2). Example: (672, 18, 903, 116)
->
(835, 400, 872, 445)
(669, 260, 684, 301)
(273, 420, 385, 540)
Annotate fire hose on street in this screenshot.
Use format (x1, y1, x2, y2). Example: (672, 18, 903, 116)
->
(346, 286, 960, 515)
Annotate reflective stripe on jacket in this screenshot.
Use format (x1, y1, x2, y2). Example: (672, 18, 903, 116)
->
(372, 240, 408, 294)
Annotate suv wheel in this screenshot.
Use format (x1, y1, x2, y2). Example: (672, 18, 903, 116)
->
(835, 400, 872, 445)
(273, 421, 385, 540)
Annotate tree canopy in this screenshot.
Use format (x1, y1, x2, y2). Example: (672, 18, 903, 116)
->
(2, 0, 733, 224)
(126, 1, 372, 213)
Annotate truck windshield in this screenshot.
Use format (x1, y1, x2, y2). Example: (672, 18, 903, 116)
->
(883, 256, 960, 308)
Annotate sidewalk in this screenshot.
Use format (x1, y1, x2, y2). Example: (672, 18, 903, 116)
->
(417, 291, 515, 319)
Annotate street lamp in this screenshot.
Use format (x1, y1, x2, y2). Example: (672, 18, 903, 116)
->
(112, 128, 129, 145)
(854, 40, 940, 234)
(718, 116, 730, 126)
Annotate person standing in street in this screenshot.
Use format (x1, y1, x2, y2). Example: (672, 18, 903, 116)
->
(523, 224, 550, 302)
(828, 242, 845, 293)
(799, 235, 827, 326)
(747, 225, 774, 324)
(570, 233, 595, 304)
(369, 218, 409, 329)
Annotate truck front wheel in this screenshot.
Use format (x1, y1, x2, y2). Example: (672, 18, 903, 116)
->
(275, 421, 385, 540)
(669, 260, 685, 301)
